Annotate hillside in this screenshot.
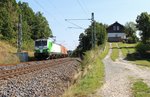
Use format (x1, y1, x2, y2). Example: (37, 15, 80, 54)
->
(0, 41, 19, 65)
(0, 0, 52, 50)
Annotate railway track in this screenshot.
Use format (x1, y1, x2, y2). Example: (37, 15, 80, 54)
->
(0, 58, 75, 80)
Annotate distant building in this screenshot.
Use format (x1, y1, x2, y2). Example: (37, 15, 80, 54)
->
(107, 21, 126, 42)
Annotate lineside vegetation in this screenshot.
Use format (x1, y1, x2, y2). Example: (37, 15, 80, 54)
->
(0, 0, 52, 51)
(0, 41, 19, 65)
(62, 43, 109, 97)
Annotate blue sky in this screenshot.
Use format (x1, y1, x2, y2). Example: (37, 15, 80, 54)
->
(16, 0, 150, 50)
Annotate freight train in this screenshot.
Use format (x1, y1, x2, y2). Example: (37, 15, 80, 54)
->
(34, 38, 68, 59)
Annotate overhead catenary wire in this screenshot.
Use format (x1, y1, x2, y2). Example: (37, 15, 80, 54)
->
(81, 0, 91, 14)
(65, 19, 86, 29)
(34, 0, 63, 26)
(47, 1, 66, 20)
(76, 0, 89, 16)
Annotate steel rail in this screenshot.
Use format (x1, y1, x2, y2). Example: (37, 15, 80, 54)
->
(0, 58, 74, 80)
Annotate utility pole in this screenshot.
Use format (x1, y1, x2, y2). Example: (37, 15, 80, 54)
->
(65, 12, 96, 49)
(91, 12, 96, 48)
(16, 1, 28, 62)
(17, 3, 22, 52)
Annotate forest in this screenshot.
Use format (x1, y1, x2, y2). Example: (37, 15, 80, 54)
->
(0, 0, 52, 50)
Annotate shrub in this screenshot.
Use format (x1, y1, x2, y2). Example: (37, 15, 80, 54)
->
(136, 42, 150, 58)
(127, 34, 139, 43)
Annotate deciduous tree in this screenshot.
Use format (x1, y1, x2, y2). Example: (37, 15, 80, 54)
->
(136, 12, 150, 44)
(124, 22, 138, 43)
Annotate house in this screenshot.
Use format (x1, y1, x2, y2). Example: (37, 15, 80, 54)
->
(107, 21, 126, 42)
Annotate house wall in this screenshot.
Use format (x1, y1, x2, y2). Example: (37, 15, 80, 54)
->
(108, 33, 126, 39)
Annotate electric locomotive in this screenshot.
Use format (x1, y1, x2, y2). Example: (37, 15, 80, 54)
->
(34, 38, 68, 59)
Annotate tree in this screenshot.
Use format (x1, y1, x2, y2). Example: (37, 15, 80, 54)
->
(136, 12, 150, 44)
(0, 8, 14, 39)
(0, 0, 18, 39)
(124, 22, 138, 43)
(76, 22, 107, 53)
(0, 0, 53, 50)
(96, 23, 107, 45)
(32, 12, 52, 40)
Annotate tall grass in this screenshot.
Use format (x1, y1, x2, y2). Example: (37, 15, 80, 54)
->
(62, 43, 109, 97)
(0, 41, 19, 65)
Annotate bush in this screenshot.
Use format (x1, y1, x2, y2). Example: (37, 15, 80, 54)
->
(22, 39, 34, 51)
(127, 35, 139, 43)
(136, 42, 150, 58)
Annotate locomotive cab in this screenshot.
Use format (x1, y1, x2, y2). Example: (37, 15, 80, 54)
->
(34, 39, 49, 59)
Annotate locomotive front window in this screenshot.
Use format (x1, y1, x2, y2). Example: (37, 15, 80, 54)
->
(35, 40, 47, 47)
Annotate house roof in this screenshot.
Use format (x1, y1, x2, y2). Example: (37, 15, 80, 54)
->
(108, 21, 124, 28)
(107, 21, 125, 33)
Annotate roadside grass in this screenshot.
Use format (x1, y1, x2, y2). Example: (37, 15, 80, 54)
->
(134, 60, 150, 67)
(132, 80, 150, 97)
(0, 40, 36, 64)
(118, 42, 150, 67)
(62, 43, 109, 97)
(0, 40, 19, 65)
(99, 43, 109, 59)
(110, 43, 119, 61)
(119, 42, 136, 57)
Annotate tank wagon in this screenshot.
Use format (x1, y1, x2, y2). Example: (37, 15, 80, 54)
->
(34, 38, 68, 59)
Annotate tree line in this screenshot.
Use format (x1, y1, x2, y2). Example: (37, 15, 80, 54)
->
(124, 12, 150, 44)
(125, 12, 150, 57)
(0, 0, 52, 50)
(136, 12, 150, 57)
(74, 12, 150, 58)
(73, 22, 107, 57)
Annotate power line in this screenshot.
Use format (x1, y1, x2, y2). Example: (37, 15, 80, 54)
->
(48, 1, 66, 19)
(34, 1, 54, 19)
(66, 13, 96, 48)
(65, 19, 85, 29)
(34, 0, 63, 26)
(65, 19, 91, 21)
(76, 0, 89, 16)
(81, 0, 91, 13)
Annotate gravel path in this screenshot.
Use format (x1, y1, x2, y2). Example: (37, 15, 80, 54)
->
(94, 43, 150, 97)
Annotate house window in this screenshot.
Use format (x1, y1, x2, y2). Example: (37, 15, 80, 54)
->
(117, 26, 120, 31)
(113, 26, 116, 31)
(115, 34, 118, 37)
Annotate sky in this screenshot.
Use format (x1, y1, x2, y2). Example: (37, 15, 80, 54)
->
(16, 0, 150, 50)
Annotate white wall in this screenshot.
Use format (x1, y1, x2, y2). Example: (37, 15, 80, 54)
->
(108, 33, 126, 39)
(51, 43, 61, 53)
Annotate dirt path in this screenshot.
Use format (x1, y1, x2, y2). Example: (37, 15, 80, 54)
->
(93, 43, 150, 97)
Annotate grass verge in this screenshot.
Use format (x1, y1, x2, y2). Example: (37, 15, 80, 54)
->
(110, 43, 119, 61)
(0, 40, 19, 65)
(62, 43, 109, 97)
(134, 60, 150, 67)
(119, 42, 136, 57)
(118, 42, 150, 67)
(132, 80, 150, 97)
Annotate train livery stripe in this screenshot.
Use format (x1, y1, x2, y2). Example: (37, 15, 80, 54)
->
(48, 41, 53, 52)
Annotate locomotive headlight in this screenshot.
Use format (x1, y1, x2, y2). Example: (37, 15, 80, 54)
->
(43, 46, 47, 49)
(35, 47, 39, 50)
